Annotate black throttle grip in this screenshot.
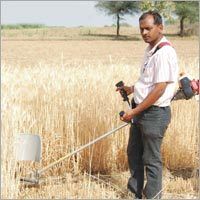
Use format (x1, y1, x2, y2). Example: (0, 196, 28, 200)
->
(115, 81, 129, 102)
(119, 111, 125, 117)
(116, 81, 124, 88)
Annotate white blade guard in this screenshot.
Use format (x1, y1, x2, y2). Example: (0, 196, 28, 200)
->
(15, 134, 41, 162)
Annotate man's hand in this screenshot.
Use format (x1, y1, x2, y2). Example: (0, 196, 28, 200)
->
(120, 109, 135, 122)
(116, 85, 134, 96)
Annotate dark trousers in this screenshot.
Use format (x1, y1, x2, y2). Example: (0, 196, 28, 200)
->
(127, 106, 171, 199)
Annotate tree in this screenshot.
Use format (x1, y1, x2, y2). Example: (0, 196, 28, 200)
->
(139, 1, 175, 23)
(95, 1, 139, 36)
(174, 1, 199, 36)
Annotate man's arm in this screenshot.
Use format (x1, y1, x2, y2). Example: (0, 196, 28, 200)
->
(121, 82, 167, 122)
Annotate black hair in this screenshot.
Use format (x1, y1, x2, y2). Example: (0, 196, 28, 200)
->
(139, 10, 163, 25)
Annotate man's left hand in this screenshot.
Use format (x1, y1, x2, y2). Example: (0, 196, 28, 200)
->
(120, 109, 135, 122)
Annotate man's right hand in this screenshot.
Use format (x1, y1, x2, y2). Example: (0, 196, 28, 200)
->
(116, 85, 134, 96)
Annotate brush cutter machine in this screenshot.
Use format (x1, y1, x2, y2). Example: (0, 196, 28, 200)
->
(16, 75, 199, 186)
(172, 74, 199, 100)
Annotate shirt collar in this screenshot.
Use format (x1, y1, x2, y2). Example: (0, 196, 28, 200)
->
(146, 36, 168, 57)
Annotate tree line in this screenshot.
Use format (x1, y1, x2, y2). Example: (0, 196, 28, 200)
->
(1, 24, 46, 29)
(95, 1, 199, 37)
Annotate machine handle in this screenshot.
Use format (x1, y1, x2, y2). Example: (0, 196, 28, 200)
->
(115, 81, 129, 102)
(119, 111, 125, 117)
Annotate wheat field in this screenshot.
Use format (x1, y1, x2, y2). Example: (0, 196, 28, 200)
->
(1, 27, 199, 199)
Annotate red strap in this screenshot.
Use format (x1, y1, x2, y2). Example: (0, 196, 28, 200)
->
(191, 79, 200, 94)
(153, 42, 172, 55)
(158, 42, 171, 48)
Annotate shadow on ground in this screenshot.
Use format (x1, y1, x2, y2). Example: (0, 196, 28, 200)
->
(82, 33, 141, 41)
(165, 33, 180, 37)
(169, 168, 199, 180)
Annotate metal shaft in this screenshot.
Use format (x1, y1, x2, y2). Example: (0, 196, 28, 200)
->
(38, 123, 129, 175)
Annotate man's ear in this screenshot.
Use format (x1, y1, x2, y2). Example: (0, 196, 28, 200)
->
(159, 24, 163, 33)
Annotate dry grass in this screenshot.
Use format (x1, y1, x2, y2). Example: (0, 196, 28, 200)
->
(1, 29, 199, 199)
(18, 173, 121, 199)
(1, 25, 198, 41)
(162, 100, 199, 171)
(0, 26, 165, 40)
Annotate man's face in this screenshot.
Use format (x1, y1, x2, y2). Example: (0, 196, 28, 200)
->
(139, 15, 163, 44)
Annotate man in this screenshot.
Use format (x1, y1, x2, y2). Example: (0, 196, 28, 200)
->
(117, 11, 179, 199)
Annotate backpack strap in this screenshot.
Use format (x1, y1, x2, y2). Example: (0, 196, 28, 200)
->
(152, 42, 171, 55)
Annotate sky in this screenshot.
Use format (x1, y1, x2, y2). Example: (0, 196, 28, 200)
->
(1, 1, 140, 27)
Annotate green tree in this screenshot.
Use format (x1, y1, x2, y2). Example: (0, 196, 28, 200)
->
(174, 1, 199, 36)
(95, 1, 139, 36)
(139, 1, 175, 23)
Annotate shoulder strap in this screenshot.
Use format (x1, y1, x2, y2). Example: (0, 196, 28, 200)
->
(152, 42, 171, 55)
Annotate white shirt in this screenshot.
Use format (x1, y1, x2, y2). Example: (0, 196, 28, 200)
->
(134, 36, 179, 107)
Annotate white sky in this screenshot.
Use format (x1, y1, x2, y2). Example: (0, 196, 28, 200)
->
(1, 1, 140, 27)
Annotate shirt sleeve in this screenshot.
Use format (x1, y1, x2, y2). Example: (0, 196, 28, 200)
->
(153, 48, 178, 83)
